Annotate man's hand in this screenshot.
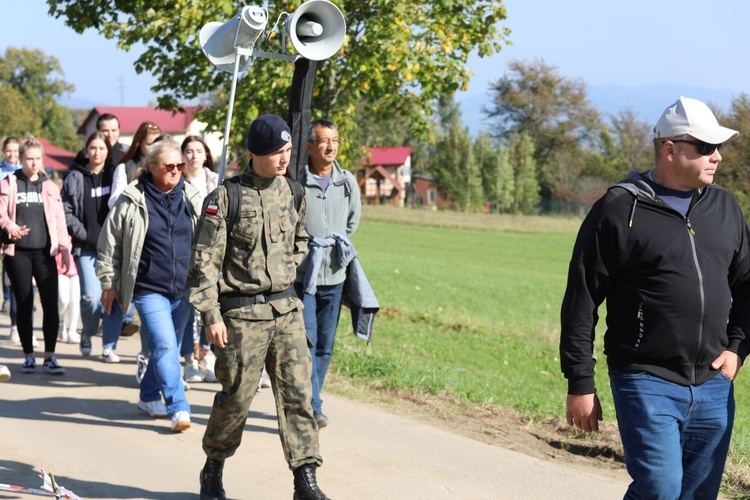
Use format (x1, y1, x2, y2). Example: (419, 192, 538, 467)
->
(711, 350, 743, 380)
(205, 321, 228, 349)
(566, 393, 603, 432)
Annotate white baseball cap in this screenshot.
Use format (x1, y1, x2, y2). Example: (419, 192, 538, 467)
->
(653, 96, 739, 144)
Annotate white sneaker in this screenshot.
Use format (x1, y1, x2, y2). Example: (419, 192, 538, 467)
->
(135, 353, 149, 384)
(67, 329, 80, 344)
(182, 379, 191, 391)
(259, 369, 272, 389)
(184, 359, 203, 383)
(171, 410, 191, 432)
(0, 364, 10, 383)
(200, 354, 217, 383)
(101, 349, 120, 363)
(9, 325, 19, 344)
(137, 399, 167, 418)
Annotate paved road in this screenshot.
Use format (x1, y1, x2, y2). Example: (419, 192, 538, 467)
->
(0, 314, 630, 499)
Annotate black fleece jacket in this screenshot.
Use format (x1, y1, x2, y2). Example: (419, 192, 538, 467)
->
(560, 170, 750, 395)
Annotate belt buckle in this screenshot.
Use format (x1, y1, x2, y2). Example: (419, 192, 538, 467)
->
(256, 293, 268, 304)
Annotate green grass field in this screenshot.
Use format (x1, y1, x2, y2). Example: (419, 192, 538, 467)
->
(331, 205, 750, 496)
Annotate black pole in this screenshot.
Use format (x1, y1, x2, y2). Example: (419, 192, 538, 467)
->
(286, 57, 318, 182)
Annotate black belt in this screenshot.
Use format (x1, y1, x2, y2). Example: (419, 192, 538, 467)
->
(218, 287, 297, 313)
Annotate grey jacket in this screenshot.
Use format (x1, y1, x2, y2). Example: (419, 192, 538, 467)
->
(96, 179, 202, 313)
(296, 160, 361, 286)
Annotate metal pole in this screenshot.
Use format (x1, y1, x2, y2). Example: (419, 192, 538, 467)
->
(216, 48, 243, 185)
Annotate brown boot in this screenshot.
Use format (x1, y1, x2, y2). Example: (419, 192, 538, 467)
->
(293, 464, 330, 500)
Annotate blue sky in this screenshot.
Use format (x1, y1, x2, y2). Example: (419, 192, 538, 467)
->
(2, 0, 749, 111)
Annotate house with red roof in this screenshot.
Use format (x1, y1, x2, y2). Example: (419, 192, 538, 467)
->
(38, 138, 75, 172)
(77, 106, 223, 162)
(358, 146, 412, 207)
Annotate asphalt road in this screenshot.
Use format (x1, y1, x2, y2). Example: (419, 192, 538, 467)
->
(0, 312, 630, 499)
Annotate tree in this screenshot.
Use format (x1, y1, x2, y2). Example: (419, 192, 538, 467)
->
(0, 83, 42, 139)
(493, 145, 514, 212)
(509, 132, 540, 214)
(716, 94, 750, 214)
(0, 47, 78, 150)
(47, 0, 510, 162)
(595, 108, 652, 183)
(484, 59, 603, 199)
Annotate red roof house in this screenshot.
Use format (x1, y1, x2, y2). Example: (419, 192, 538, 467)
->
(39, 138, 75, 171)
(358, 147, 412, 207)
(76, 106, 223, 164)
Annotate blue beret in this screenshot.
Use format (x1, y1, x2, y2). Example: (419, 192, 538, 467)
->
(246, 114, 292, 155)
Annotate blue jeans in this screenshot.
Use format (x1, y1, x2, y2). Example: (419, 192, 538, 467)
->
(296, 282, 344, 413)
(609, 368, 734, 499)
(75, 248, 126, 351)
(134, 293, 191, 417)
(180, 308, 197, 357)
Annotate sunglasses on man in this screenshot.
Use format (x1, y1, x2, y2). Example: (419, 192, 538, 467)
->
(669, 139, 721, 156)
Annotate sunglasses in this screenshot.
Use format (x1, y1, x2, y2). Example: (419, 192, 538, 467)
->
(670, 139, 721, 156)
(162, 162, 185, 172)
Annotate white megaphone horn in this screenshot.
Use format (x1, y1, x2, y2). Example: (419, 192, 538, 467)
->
(286, 0, 346, 61)
(199, 5, 268, 73)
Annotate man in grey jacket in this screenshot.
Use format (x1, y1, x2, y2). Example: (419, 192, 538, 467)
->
(295, 119, 361, 429)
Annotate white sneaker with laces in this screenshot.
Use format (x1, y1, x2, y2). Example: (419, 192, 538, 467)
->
(0, 364, 10, 382)
(137, 399, 167, 418)
(171, 411, 191, 432)
(184, 359, 203, 383)
(200, 354, 217, 383)
(101, 349, 120, 363)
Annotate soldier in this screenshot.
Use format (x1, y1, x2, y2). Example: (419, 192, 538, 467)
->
(187, 114, 329, 500)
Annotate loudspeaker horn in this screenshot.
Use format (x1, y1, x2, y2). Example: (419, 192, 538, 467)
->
(287, 0, 346, 61)
(199, 6, 268, 73)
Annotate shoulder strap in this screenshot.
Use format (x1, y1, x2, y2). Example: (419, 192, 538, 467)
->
(285, 176, 304, 212)
(224, 176, 242, 236)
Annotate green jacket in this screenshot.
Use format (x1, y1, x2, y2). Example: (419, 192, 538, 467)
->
(96, 179, 203, 312)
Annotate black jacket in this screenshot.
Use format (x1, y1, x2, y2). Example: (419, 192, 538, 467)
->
(560, 170, 750, 395)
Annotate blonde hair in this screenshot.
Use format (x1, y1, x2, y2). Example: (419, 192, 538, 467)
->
(19, 134, 43, 160)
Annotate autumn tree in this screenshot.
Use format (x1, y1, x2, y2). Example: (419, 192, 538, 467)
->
(484, 58, 603, 200)
(47, 0, 510, 163)
(716, 94, 750, 214)
(0, 47, 78, 150)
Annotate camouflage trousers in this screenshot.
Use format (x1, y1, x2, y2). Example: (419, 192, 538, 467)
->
(202, 309, 322, 470)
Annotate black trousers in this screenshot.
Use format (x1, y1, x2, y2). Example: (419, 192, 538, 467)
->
(4, 248, 58, 355)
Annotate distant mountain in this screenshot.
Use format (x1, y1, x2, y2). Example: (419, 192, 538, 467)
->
(457, 84, 743, 138)
(60, 95, 101, 110)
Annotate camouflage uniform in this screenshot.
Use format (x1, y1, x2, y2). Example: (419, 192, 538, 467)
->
(186, 167, 321, 470)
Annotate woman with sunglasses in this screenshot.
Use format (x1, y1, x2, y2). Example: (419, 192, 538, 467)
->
(97, 138, 202, 432)
(109, 121, 162, 209)
(179, 135, 219, 385)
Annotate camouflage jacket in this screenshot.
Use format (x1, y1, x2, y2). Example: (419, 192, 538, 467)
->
(186, 167, 308, 326)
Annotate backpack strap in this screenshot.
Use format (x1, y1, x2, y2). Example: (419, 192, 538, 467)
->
(285, 176, 304, 213)
(224, 176, 242, 237)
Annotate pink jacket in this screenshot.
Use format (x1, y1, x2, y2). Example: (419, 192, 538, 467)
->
(0, 172, 72, 258)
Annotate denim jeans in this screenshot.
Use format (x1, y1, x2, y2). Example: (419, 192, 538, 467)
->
(75, 247, 126, 351)
(295, 282, 344, 413)
(609, 368, 734, 499)
(134, 293, 191, 417)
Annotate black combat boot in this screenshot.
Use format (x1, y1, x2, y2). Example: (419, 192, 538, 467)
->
(293, 464, 330, 500)
(199, 457, 227, 500)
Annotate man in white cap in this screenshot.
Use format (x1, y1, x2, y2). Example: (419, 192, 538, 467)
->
(560, 97, 750, 498)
